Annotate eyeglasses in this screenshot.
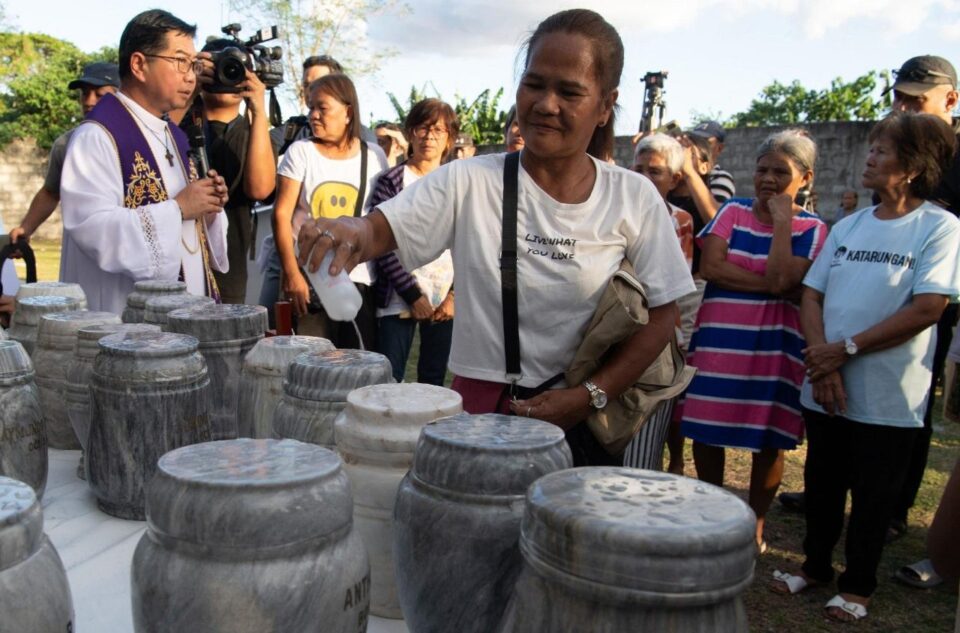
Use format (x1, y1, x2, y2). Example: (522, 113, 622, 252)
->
(413, 125, 449, 138)
(893, 67, 954, 84)
(145, 54, 203, 75)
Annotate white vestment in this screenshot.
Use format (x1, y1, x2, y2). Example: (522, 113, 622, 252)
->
(60, 91, 228, 313)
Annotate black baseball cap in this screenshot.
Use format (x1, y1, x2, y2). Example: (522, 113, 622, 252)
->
(885, 55, 957, 96)
(68, 62, 120, 90)
(688, 120, 726, 143)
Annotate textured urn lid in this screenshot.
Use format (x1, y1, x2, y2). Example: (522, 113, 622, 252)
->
(336, 383, 463, 453)
(126, 280, 188, 309)
(0, 340, 34, 383)
(15, 281, 87, 304)
(411, 413, 572, 496)
(0, 476, 43, 571)
(77, 322, 161, 344)
(13, 296, 82, 326)
(146, 439, 353, 550)
(242, 335, 335, 376)
(167, 304, 268, 342)
(520, 468, 756, 598)
(37, 310, 121, 345)
(98, 330, 199, 359)
(285, 349, 392, 401)
(143, 294, 215, 325)
(95, 331, 205, 385)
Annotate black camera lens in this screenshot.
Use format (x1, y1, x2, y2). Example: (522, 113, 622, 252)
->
(213, 47, 248, 88)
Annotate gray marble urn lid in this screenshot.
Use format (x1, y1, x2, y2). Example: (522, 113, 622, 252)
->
(12, 296, 82, 327)
(243, 335, 335, 376)
(0, 341, 34, 385)
(146, 439, 352, 550)
(167, 304, 268, 341)
(336, 383, 463, 453)
(143, 294, 215, 325)
(285, 349, 393, 401)
(411, 413, 572, 496)
(15, 281, 86, 303)
(520, 468, 756, 596)
(126, 280, 188, 309)
(77, 322, 161, 344)
(0, 476, 43, 571)
(37, 311, 121, 346)
(98, 331, 200, 359)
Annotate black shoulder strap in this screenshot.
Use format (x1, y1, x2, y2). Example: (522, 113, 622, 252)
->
(501, 151, 521, 379)
(0, 239, 36, 297)
(354, 140, 369, 218)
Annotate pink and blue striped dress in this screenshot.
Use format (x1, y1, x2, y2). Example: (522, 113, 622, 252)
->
(679, 199, 827, 450)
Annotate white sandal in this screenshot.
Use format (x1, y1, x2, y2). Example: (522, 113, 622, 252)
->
(771, 570, 810, 594)
(825, 594, 868, 622)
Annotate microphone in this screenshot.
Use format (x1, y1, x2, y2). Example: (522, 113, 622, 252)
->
(184, 110, 211, 179)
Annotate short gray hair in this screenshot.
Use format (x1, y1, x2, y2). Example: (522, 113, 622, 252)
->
(635, 133, 684, 174)
(757, 128, 817, 174)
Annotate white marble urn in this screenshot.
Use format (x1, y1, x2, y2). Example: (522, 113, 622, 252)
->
(15, 281, 87, 309)
(496, 468, 757, 633)
(6, 295, 81, 356)
(131, 438, 371, 633)
(335, 383, 463, 618)
(0, 341, 46, 496)
(122, 280, 188, 323)
(0, 476, 74, 632)
(237, 335, 335, 439)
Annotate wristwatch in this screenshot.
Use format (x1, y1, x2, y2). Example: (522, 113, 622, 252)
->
(583, 380, 608, 409)
(844, 337, 858, 356)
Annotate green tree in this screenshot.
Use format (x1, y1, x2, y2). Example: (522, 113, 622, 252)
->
(385, 85, 508, 145)
(729, 71, 891, 127)
(230, 0, 407, 107)
(0, 33, 117, 149)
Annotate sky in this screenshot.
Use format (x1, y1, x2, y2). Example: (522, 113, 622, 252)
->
(7, 0, 960, 135)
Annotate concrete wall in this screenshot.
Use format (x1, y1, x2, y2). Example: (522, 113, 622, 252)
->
(0, 138, 61, 241)
(482, 121, 875, 218)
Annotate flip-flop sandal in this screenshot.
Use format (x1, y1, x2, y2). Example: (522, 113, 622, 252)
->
(825, 594, 868, 622)
(895, 559, 943, 589)
(771, 570, 811, 594)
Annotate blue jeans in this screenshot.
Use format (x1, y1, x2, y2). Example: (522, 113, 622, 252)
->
(258, 244, 282, 330)
(377, 315, 453, 385)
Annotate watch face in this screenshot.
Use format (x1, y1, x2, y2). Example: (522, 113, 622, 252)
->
(593, 392, 608, 408)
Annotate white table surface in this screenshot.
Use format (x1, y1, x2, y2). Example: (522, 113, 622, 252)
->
(42, 449, 410, 633)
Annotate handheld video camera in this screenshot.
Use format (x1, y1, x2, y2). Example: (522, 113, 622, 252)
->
(206, 24, 284, 94)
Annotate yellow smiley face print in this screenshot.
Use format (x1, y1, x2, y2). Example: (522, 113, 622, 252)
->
(309, 181, 359, 219)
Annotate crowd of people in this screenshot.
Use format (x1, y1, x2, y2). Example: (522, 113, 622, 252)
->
(1, 6, 959, 627)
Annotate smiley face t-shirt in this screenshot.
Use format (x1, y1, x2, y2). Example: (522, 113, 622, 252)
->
(278, 138, 386, 285)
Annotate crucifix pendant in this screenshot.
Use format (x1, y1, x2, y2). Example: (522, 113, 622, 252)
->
(164, 149, 174, 167)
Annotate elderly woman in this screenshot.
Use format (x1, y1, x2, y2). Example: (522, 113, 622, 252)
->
(772, 112, 960, 624)
(297, 9, 694, 466)
(679, 129, 828, 549)
(372, 99, 459, 384)
(272, 73, 387, 348)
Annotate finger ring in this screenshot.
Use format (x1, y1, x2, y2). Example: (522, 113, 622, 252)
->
(343, 241, 355, 252)
(321, 230, 337, 242)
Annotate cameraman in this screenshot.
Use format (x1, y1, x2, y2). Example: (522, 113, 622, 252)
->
(9, 63, 119, 247)
(189, 38, 278, 304)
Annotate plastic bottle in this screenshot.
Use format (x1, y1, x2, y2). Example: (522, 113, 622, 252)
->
(301, 248, 363, 322)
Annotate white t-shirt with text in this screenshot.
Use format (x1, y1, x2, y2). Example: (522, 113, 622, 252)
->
(379, 153, 696, 387)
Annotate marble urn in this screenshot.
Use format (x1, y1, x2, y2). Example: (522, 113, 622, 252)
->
(0, 341, 46, 497)
(142, 294, 215, 331)
(0, 476, 74, 632)
(237, 335, 334, 439)
(273, 349, 393, 447)
(496, 468, 756, 633)
(122, 280, 188, 323)
(393, 413, 573, 633)
(335, 383, 463, 618)
(15, 281, 88, 309)
(88, 331, 212, 520)
(65, 323, 161, 480)
(131, 439, 371, 633)
(6, 295, 81, 356)
(33, 310, 122, 449)
(166, 304, 268, 441)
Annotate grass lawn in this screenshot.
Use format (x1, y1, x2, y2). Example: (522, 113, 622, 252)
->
(18, 240, 960, 629)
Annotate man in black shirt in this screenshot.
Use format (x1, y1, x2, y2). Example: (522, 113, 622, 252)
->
(191, 38, 278, 303)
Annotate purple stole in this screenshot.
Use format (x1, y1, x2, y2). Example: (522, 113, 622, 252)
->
(85, 93, 221, 302)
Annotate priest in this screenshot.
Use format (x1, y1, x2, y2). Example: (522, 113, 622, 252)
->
(60, 9, 229, 313)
